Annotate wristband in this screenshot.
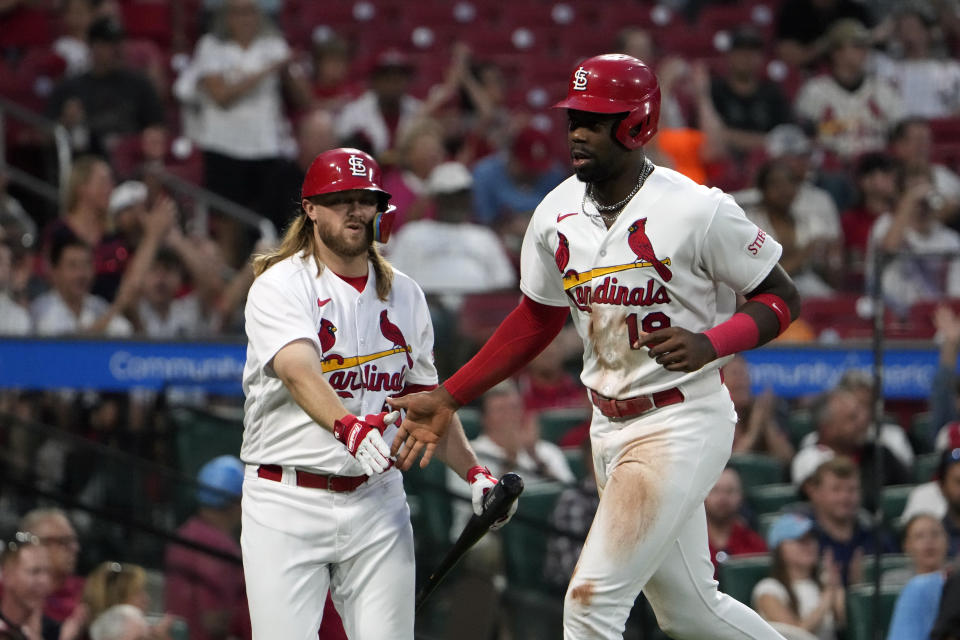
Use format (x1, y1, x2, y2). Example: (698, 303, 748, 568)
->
(467, 465, 494, 484)
(703, 313, 760, 359)
(749, 293, 792, 335)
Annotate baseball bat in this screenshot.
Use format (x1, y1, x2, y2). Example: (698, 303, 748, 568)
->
(414, 472, 524, 612)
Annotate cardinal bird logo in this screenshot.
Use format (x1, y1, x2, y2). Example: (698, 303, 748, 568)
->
(555, 232, 570, 274)
(379, 310, 413, 369)
(318, 318, 344, 365)
(626, 218, 672, 282)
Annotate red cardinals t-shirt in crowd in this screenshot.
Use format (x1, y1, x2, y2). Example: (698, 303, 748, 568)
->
(708, 520, 767, 576)
(44, 575, 85, 623)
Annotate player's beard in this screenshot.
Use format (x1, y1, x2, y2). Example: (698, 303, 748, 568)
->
(317, 216, 373, 258)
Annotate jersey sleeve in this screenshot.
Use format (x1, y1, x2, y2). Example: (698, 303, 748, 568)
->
(519, 210, 568, 307)
(406, 284, 439, 386)
(700, 195, 783, 295)
(245, 272, 322, 377)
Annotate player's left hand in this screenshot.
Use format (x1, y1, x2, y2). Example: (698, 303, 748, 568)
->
(634, 327, 718, 372)
(467, 465, 517, 530)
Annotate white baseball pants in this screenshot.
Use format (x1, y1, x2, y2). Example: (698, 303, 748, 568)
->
(241, 466, 415, 640)
(564, 374, 785, 640)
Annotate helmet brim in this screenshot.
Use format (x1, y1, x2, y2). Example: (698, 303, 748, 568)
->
(552, 95, 631, 114)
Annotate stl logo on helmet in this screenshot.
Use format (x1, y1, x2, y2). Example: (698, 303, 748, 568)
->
(573, 66, 589, 91)
(348, 155, 368, 177)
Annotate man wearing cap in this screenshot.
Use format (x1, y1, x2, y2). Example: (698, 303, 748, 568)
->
(795, 19, 903, 166)
(472, 126, 566, 225)
(335, 49, 423, 157)
(47, 16, 164, 155)
(709, 27, 792, 156)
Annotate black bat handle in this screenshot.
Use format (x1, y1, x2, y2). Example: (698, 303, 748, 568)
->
(483, 472, 524, 512)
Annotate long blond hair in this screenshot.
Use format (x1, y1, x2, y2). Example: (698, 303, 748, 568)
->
(64, 155, 108, 213)
(252, 209, 393, 301)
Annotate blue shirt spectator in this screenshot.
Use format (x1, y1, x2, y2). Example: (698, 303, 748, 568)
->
(887, 571, 946, 640)
(472, 126, 566, 224)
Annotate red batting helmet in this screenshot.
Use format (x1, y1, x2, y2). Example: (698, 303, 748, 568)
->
(552, 54, 661, 150)
(301, 148, 397, 242)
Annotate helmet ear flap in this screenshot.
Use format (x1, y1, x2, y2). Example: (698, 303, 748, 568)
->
(613, 87, 661, 149)
(373, 205, 397, 243)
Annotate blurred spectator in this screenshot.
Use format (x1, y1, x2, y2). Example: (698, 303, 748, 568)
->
(31, 231, 133, 336)
(874, 7, 960, 119)
(47, 17, 165, 156)
(380, 120, 445, 228)
(263, 107, 338, 229)
(516, 333, 588, 414)
(929, 305, 960, 449)
(741, 159, 837, 296)
(883, 513, 950, 586)
(705, 467, 767, 574)
(386, 161, 515, 305)
(829, 370, 914, 467)
(615, 27, 688, 132)
(902, 445, 960, 525)
(0, 240, 29, 336)
(866, 166, 960, 312)
(446, 381, 574, 533)
(888, 118, 960, 221)
(471, 126, 566, 225)
(87, 604, 149, 640)
(887, 568, 950, 640)
(544, 438, 599, 590)
(335, 48, 422, 157)
(44, 155, 113, 262)
(931, 568, 960, 640)
(794, 19, 902, 202)
(185, 0, 309, 264)
(18, 508, 84, 624)
(0, 532, 83, 640)
(775, 0, 874, 69)
(83, 562, 179, 639)
(308, 30, 359, 113)
(135, 248, 214, 338)
(710, 27, 793, 156)
(165, 456, 251, 640)
(52, 0, 95, 76)
(792, 387, 911, 509)
(723, 355, 794, 465)
(840, 152, 899, 288)
(751, 513, 844, 639)
(806, 456, 895, 585)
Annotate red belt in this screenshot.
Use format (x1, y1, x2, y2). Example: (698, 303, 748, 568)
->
(257, 465, 368, 492)
(589, 387, 684, 419)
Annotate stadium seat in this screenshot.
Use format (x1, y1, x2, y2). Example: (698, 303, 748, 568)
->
(727, 453, 785, 487)
(845, 583, 901, 640)
(880, 484, 915, 525)
(457, 291, 521, 345)
(909, 412, 932, 454)
(169, 406, 244, 481)
(786, 409, 816, 448)
(457, 406, 482, 440)
(717, 553, 771, 605)
(537, 407, 591, 444)
(403, 453, 452, 549)
(914, 452, 941, 484)
(859, 553, 911, 586)
(747, 483, 801, 516)
(562, 448, 585, 482)
(502, 482, 565, 589)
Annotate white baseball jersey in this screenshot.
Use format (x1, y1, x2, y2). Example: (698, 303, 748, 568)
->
(241, 253, 437, 475)
(520, 166, 783, 400)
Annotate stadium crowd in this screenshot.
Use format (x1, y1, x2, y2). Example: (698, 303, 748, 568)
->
(3, 0, 960, 637)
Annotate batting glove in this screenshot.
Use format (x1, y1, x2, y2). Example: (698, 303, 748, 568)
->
(467, 465, 517, 530)
(333, 411, 400, 475)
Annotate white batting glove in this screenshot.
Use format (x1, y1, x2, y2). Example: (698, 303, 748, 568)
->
(333, 411, 400, 475)
(467, 465, 517, 530)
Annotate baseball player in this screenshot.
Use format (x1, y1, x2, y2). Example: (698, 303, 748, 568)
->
(240, 148, 513, 640)
(390, 54, 801, 639)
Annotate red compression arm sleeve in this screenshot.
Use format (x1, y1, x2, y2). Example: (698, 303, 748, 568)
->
(444, 296, 569, 406)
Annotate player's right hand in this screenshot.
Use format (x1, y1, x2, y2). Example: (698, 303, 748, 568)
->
(333, 411, 399, 475)
(467, 465, 517, 530)
(387, 387, 459, 470)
